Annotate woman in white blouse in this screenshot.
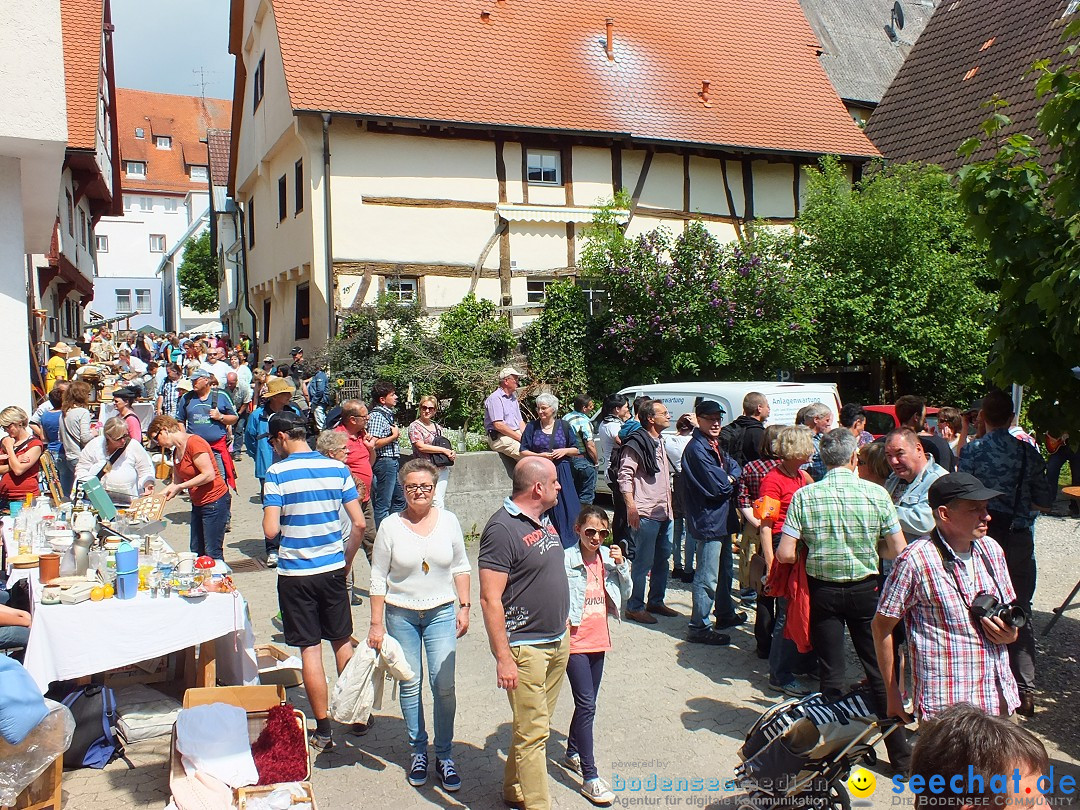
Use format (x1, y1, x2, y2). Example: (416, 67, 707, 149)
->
(75, 417, 155, 506)
(367, 459, 470, 793)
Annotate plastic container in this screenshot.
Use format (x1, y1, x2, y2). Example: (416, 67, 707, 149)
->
(115, 540, 139, 599)
(82, 478, 118, 520)
(38, 552, 60, 584)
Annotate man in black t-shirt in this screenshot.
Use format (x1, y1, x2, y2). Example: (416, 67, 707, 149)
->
(479, 457, 569, 810)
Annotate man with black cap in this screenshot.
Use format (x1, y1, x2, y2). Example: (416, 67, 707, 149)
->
(262, 409, 367, 751)
(873, 472, 1022, 722)
(682, 399, 744, 644)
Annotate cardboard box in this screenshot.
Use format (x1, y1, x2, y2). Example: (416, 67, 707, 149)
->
(102, 654, 174, 688)
(237, 782, 317, 809)
(170, 685, 311, 802)
(255, 644, 303, 688)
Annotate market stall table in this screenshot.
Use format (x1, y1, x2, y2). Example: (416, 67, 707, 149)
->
(21, 583, 258, 693)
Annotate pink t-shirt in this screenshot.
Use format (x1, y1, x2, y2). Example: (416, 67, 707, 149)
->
(570, 554, 612, 654)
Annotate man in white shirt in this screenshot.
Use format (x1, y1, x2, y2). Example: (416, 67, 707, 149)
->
(201, 347, 232, 387)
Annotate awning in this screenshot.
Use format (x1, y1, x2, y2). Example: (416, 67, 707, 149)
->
(496, 204, 629, 224)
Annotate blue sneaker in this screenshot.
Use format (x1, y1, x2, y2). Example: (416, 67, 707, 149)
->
(408, 752, 428, 787)
(436, 758, 461, 792)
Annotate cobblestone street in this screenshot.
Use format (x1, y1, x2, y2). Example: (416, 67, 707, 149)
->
(61, 466, 1080, 809)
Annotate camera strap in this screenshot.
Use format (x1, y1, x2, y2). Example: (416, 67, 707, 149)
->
(930, 531, 1005, 606)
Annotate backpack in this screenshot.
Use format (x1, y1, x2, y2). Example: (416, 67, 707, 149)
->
(61, 685, 122, 769)
(720, 420, 750, 467)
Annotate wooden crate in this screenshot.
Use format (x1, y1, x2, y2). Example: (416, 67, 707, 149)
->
(4, 757, 62, 810)
(237, 782, 317, 809)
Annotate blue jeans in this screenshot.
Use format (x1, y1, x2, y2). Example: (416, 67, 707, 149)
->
(190, 491, 231, 560)
(57, 456, 76, 500)
(569, 457, 597, 505)
(372, 456, 406, 529)
(0, 624, 29, 650)
(1047, 445, 1080, 488)
(627, 518, 671, 612)
(671, 517, 695, 571)
(385, 602, 458, 759)
(769, 598, 800, 686)
(688, 535, 737, 630)
(566, 651, 605, 781)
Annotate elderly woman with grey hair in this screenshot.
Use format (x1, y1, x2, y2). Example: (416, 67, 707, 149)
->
(520, 392, 582, 547)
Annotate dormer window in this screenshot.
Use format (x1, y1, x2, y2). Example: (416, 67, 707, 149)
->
(189, 165, 209, 182)
(125, 161, 146, 178)
(156, 136, 172, 149)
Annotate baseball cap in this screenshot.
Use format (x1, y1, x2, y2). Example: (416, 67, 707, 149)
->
(498, 366, 525, 380)
(290, 346, 303, 356)
(927, 472, 1004, 510)
(267, 410, 306, 437)
(176, 378, 193, 392)
(695, 400, 726, 418)
(262, 355, 275, 364)
(190, 369, 212, 381)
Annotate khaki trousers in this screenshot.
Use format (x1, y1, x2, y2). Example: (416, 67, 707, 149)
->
(739, 521, 761, 590)
(489, 434, 522, 460)
(504, 635, 569, 809)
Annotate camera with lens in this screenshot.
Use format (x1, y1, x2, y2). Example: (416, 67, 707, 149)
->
(969, 593, 1026, 629)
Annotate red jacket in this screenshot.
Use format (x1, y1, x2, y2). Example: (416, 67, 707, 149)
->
(765, 552, 812, 654)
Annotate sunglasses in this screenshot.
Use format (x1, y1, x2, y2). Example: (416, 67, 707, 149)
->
(583, 527, 610, 540)
(420, 406, 436, 412)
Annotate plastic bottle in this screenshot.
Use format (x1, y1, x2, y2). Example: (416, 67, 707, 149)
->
(114, 540, 139, 600)
(14, 512, 28, 555)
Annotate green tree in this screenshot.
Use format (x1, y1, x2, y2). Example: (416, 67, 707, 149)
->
(798, 157, 995, 403)
(956, 28, 1080, 435)
(176, 231, 218, 313)
(522, 280, 591, 405)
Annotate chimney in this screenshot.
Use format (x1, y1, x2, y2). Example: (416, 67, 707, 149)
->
(605, 18, 615, 61)
(698, 80, 712, 107)
(481, 9, 492, 21)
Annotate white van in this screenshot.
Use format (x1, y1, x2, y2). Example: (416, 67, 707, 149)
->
(594, 381, 842, 495)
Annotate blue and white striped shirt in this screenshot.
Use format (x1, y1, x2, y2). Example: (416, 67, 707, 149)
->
(264, 451, 359, 576)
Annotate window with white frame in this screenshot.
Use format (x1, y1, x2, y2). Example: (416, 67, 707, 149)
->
(125, 161, 146, 178)
(116, 289, 132, 313)
(123, 195, 134, 211)
(149, 234, 166, 252)
(139, 196, 153, 212)
(385, 277, 418, 303)
(577, 278, 607, 316)
(164, 198, 178, 213)
(155, 135, 172, 149)
(135, 288, 152, 313)
(526, 149, 562, 185)
(189, 165, 208, 181)
(526, 278, 555, 304)
(78, 209, 88, 247)
(134, 127, 145, 139)
(96, 235, 109, 253)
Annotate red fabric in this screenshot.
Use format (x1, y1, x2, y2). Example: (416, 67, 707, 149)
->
(0, 436, 44, 500)
(177, 435, 228, 506)
(334, 424, 373, 502)
(207, 434, 237, 491)
(765, 551, 813, 654)
(759, 466, 806, 535)
(251, 704, 307, 785)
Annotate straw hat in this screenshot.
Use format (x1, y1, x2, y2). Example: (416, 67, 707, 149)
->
(50, 342, 71, 355)
(264, 376, 296, 398)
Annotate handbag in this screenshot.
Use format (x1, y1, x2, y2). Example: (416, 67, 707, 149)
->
(429, 433, 455, 467)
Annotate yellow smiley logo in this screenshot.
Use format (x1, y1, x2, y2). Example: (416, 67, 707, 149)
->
(847, 768, 877, 798)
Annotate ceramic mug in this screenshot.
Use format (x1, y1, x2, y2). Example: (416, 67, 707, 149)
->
(176, 552, 197, 575)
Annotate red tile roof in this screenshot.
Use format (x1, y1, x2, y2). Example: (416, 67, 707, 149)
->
(206, 128, 233, 187)
(865, 0, 1073, 173)
(60, 0, 104, 150)
(267, 0, 877, 158)
(117, 89, 232, 195)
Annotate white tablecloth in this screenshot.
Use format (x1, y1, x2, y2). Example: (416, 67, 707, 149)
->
(22, 588, 258, 692)
(97, 401, 155, 430)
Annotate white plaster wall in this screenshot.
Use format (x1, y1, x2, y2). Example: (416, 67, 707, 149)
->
(336, 131, 498, 202)
(424, 276, 479, 309)
(0, 0, 67, 252)
(699, 220, 740, 244)
(752, 161, 796, 219)
(0, 158, 32, 411)
(508, 223, 567, 270)
(689, 155, 730, 216)
(505, 143, 524, 204)
(624, 214, 671, 241)
(96, 193, 191, 279)
(638, 152, 684, 211)
(723, 160, 747, 218)
(234, 0, 297, 195)
(528, 183, 566, 206)
(573, 146, 615, 207)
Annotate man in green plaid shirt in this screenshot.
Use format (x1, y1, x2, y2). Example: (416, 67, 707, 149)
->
(777, 428, 912, 775)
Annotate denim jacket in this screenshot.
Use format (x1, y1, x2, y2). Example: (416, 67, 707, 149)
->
(564, 544, 631, 627)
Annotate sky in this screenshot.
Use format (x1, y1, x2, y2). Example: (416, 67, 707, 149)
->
(110, 0, 234, 101)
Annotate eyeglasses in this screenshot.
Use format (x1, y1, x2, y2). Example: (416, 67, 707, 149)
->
(405, 484, 434, 494)
(420, 406, 436, 412)
(582, 527, 610, 540)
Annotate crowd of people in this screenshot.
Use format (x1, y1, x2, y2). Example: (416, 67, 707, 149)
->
(7, 340, 1066, 808)
(248, 365, 1061, 810)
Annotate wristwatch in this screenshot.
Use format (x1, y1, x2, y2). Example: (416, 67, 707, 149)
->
(459, 602, 471, 609)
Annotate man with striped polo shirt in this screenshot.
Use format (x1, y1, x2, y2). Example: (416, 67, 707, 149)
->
(262, 411, 367, 751)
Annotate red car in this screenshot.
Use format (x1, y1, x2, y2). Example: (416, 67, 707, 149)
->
(862, 405, 939, 439)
